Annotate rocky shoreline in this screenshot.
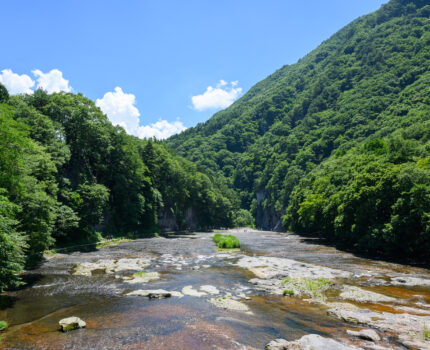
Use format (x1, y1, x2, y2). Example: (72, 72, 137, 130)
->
(4, 231, 430, 349)
(67, 244, 430, 349)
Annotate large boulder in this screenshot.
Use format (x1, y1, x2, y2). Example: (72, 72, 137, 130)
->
(59, 317, 86, 332)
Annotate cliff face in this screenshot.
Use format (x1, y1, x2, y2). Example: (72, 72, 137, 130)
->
(254, 190, 282, 230)
(158, 206, 200, 231)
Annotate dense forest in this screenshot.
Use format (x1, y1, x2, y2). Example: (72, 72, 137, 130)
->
(168, 0, 430, 258)
(0, 87, 244, 291)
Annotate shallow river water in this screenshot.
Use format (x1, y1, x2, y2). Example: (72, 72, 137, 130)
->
(1, 230, 430, 349)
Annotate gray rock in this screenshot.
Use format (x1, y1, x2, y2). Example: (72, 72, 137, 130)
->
(126, 289, 173, 298)
(200, 285, 220, 294)
(265, 338, 291, 350)
(124, 271, 160, 284)
(235, 256, 351, 280)
(339, 286, 396, 304)
(265, 335, 360, 350)
(347, 329, 380, 342)
(326, 302, 430, 349)
(391, 276, 430, 286)
(182, 285, 207, 297)
(208, 297, 251, 313)
(59, 316, 86, 332)
(73, 258, 151, 276)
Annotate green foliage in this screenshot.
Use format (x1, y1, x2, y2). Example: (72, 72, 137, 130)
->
(213, 233, 223, 244)
(283, 289, 294, 296)
(0, 84, 8, 103)
(0, 86, 235, 290)
(0, 190, 27, 291)
(72, 183, 109, 228)
(167, 0, 430, 259)
(213, 234, 241, 249)
(0, 321, 8, 331)
(233, 209, 255, 228)
(285, 133, 430, 257)
(424, 323, 430, 341)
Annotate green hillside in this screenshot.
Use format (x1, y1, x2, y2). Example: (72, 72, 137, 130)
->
(168, 0, 430, 258)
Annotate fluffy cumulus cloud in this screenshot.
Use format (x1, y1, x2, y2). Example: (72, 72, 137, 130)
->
(32, 69, 72, 93)
(191, 80, 242, 111)
(97, 87, 186, 139)
(137, 119, 187, 140)
(0, 69, 35, 94)
(96, 87, 140, 134)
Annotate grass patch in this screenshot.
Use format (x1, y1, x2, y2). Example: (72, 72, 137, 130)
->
(0, 321, 8, 331)
(133, 271, 158, 278)
(44, 249, 57, 255)
(424, 324, 430, 341)
(213, 234, 240, 249)
(283, 289, 294, 296)
(281, 277, 332, 299)
(95, 238, 132, 249)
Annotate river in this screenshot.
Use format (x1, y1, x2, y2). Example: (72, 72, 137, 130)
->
(1, 230, 430, 349)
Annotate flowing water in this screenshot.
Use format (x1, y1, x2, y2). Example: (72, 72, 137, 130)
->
(1, 230, 430, 349)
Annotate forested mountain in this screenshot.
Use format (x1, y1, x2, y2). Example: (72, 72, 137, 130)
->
(1, 0, 429, 292)
(168, 0, 430, 258)
(0, 87, 239, 291)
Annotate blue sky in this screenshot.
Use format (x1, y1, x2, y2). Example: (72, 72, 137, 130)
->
(1, 0, 388, 138)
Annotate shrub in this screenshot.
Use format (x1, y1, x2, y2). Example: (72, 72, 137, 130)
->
(213, 233, 223, 244)
(0, 321, 8, 331)
(212, 233, 241, 249)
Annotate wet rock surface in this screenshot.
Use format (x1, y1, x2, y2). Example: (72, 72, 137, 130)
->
(266, 334, 361, 349)
(1, 230, 430, 349)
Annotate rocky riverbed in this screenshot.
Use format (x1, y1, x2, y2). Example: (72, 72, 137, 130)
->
(1, 229, 430, 349)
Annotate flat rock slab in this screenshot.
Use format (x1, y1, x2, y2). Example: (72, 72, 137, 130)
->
(59, 316, 86, 332)
(200, 285, 220, 294)
(182, 285, 207, 297)
(73, 258, 151, 276)
(266, 334, 361, 350)
(391, 276, 430, 286)
(208, 297, 251, 314)
(339, 286, 396, 304)
(235, 256, 352, 280)
(124, 272, 160, 284)
(327, 303, 430, 349)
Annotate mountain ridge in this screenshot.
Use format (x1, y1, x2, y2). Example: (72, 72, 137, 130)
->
(167, 0, 430, 258)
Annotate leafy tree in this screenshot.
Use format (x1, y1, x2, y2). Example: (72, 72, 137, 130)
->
(0, 189, 27, 291)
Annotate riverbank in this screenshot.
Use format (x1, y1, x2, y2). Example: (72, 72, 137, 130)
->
(1, 230, 430, 349)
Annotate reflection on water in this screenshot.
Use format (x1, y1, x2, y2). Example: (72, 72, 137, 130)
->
(1, 230, 430, 349)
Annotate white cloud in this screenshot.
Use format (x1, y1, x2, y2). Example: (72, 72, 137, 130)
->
(96, 87, 186, 139)
(137, 119, 187, 140)
(96, 87, 140, 134)
(0, 69, 35, 95)
(191, 80, 242, 111)
(32, 69, 72, 93)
